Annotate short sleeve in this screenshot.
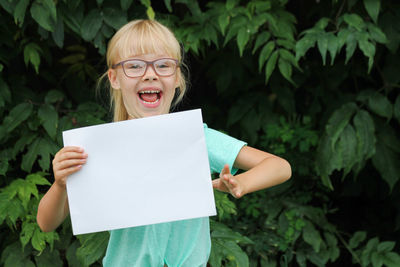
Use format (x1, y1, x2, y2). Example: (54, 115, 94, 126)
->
(203, 124, 247, 175)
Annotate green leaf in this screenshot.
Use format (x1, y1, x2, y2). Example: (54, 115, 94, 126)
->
(317, 32, 329, 65)
(295, 34, 316, 60)
(20, 222, 36, 249)
(276, 38, 295, 50)
(1, 242, 35, 267)
(343, 13, 365, 31)
(315, 17, 330, 30)
(237, 28, 250, 57)
(12, 178, 38, 209)
(252, 31, 271, 54)
(0, 0, 17, 14)
(34, 247, 63, 267)
(363, 0, 380, 24)
(218, 14, 230, 35)
(358, 38, 375, 73)
(214, 190, 237, 220)
(210, 239, 249, 267)
(30, 0, 56, 32)
(265, 50, 278, 84)
(120, 0, 133, 10)
(336, 124, 358, 176)
(0, 158, 8, 176)
(382, 252, 400, 266)
(302, 220, 322, 252)
(14, 0, 29, 26)
(278, 57, 294, 84)
(394, 95, 400, 123)
(76, 232, 110, 266)
(367, 23, 387, 44)
(353, 109, 376, 161)
(223, 17, 244, 46)
(258, 41, 275, 72)
(6, 199, 25, 226)
(0, 78, 11, 108)
(345, 32, 357, 64)
(327, 32, 338, 65)
(163, 0, 172, 12)
(226, 0, 237, 10)
(27, 173, 51, 186)
(45, 90, 64, 104)
(21, 138, 41, 172)
(371, 251, 383, 267)
(13, 132, 37, 158)
(2, 102, 33, 133)
(279, 48, 300, 70)
(103, 7, 127, 30)
(66, 241, 82, 267)
(80, 9, 102, 41)
(51, 16, 64, 48)
(372, 141, 400, 191)
(24, 43, 41, 73)
(325, 102, 358, 150)
(140, 0, 150, 7)
(227, 98, 252, 126)
(146, 6, 155, 20)
(377, 241, 395, 252)
(31, 228, 47, 252)
(210, 221, 253, 245)
(367, 93, 392, 119)
(38, 104, 58, 139)
(349, 231, 367, 249)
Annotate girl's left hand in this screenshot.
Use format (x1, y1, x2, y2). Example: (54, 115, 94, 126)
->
(212, 164, 245, 198)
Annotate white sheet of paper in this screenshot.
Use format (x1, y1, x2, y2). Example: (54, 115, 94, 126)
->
(63, 109, 216, 235)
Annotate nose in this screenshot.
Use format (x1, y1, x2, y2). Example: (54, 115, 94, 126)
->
(142, 63, 158, 81)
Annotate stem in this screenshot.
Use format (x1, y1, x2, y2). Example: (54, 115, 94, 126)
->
(335, 230, 362, 266)
(334, 0, 347, 31)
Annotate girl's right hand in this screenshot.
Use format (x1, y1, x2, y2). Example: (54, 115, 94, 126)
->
(52, 146, 88, 189)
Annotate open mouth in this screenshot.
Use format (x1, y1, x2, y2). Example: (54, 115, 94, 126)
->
(138, 90, 162, 105)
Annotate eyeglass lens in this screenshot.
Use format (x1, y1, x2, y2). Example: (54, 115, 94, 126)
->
(123, 59, 177, 77)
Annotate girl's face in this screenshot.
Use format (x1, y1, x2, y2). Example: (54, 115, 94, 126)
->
(108, 53, 179, 119)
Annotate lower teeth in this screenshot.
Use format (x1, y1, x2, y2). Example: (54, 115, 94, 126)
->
(142, 98, 160, 104)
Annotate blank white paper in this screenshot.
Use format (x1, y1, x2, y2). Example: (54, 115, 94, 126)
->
(63, 109, 216, 235)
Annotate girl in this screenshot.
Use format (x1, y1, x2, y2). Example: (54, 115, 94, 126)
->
(37, 19, 291, 267)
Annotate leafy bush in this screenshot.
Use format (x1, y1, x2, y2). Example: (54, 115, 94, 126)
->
(0, 0, 399, 266)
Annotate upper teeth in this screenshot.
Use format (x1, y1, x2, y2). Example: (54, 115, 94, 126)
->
(140, 90, 160, 94)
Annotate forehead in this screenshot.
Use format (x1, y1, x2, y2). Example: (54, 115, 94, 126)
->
(116, 28, 179, 62)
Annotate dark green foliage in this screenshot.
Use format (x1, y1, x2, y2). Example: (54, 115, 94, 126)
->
(0, 0, 399, 266)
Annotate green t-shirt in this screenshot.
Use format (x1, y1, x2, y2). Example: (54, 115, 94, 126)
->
(103, 124, 246, 267)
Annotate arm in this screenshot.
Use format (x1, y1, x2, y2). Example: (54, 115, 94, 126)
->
(37, 146, 87, 232)
(212, 146, 291, 198)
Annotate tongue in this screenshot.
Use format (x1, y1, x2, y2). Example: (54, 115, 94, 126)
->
(141, 93, 158, 102)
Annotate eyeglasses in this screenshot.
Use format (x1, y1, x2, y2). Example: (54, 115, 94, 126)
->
(111, 58, 179, 78)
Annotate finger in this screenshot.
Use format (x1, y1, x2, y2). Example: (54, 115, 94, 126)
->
(55, 146, 85, 159)
(61, 146, 84, 153)
(227, 177, 238, 187)
(55, 151, 88, 163)
(212, 179, 219, 188)
(232, 190, 242, 199)
(54, 158, 87, 171)
(221, 175, 233, 191)
(55, 165, 83, 180)
(219, 164, 230, 177)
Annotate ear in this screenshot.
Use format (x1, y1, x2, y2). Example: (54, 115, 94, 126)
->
(108, 69, 120, 90)
(175, 69, 181, 88)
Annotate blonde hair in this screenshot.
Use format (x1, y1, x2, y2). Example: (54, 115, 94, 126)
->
(102, 19, 187, 122)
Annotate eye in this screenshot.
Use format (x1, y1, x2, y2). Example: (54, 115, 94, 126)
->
(155, 60, 174, 69)
(125, 61, 145, 69)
